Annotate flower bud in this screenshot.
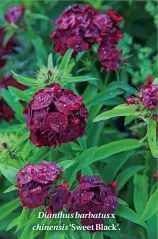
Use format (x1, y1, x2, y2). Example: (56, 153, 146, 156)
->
(126, 97, 135, 105)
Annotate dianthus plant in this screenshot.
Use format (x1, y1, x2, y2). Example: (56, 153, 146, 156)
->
(0, 50, 157, 239)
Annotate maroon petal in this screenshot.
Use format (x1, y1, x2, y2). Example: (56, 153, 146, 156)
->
(31, 93, 51, 110)
(81, 192, 94, 204)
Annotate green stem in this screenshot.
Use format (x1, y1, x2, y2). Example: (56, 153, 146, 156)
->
(92, 64, 104, 90)
(104, 72, 111, 89)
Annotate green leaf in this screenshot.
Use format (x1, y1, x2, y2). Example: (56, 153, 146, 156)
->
(8, 86, 31, 103)
(140, 189, 158, 222)
(153, 78, 158, 84)
(31, 13, 50, 21)
(93, 104, 138, 122)
(11, 71, 37, 87)
(118, 198, 128, 206)
(0, 164, 18, 184)
(78, 230, 91, 239)
(64, 139, 142, 187)
(6, 216, 20, 231)
(3, 185, 17, 193)
(63, 76, 98, 84)
(134, 174, 148, 215)
(16, 208, 29, 231)
(116, 166, 145, 192)
(59, 160, 74, 170)
(147, 213, 158, 239)
(77, 137, 87, 150)
(94, 139, 143, 163)
(147, 119, 158, 158)
(116, 204, 147, 229)
(64, 147, 97, 187)
(124, 115, 136, 126)
(0, 198, 20, 222)
(83, 84, 98, 104)
(47, 53, 53, 69)
(87, 88, 123, 107)
(59, 48, 73, 71)
(0, 124, 24, 133)
(108, 82, 137, 94)
(18, 214, 35, 239)
(28, 147, 51, 163)
(81, 166, 93, 176)
(46, 231, 65, 239)
(3, 30, 14, 47)
(92, 231, 104, 239)
(32, 37, 47, 64)
(1, 88, 24, 122)
(102, 151, 135, 182)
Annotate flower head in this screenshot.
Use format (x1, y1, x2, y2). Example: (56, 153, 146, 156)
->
(24, 83, 88, 148)
(140, 77, 158, 109)
(125, 76, 158, 120)
(66, 175, 118, 230)
(5, 6, 25, 24)
(51, 4, 124, 71)
(15, 161, 63, 208)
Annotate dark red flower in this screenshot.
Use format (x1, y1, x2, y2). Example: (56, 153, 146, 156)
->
(50, 187, 69, 213)
(15, 161, 63, 209)
(20, 183, 50, 209)
(125, 76, 158, 120)
(98, 40, 123, 71)
(24, 83, 88, 148)
(5, 6, 25, 24)
(66, 175, 118, 230)
(0, 28, 19, 68)
(140, 77, 158, 109)
(16, 161, 62, 186)
(0, 75, 26, 121)
(51, 4, 124, 71)
(153, 171, 158, 179)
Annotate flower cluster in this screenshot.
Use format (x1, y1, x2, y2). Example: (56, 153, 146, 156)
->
(0, 75, 26, 121)
(0, 28, 19, 68)
(15, 164, 118, 231)
(66, 175, 118, 231)
(126, 76, 158, 121)
(24, 83, 88, 148)
(15, 161, 63, 208)
(140, 76, 158, 110)
(51, 4, 124, 71)
(5, 6, 25, 24)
